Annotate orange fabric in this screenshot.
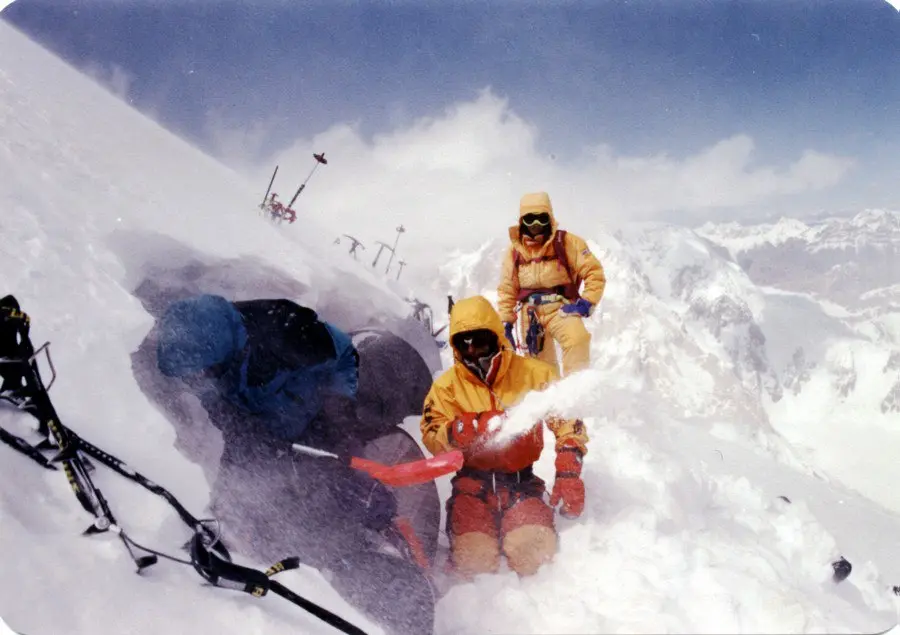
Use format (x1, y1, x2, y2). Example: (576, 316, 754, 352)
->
(446, 411, 484, 450)
(500, 496, 555, 534)
(465, 425, 543, 472)
(447, 475, 553, 536)
(550, 442, 585, 518)
(447, 410, 501, 453)
(393, 517, 431, 571)
(448, 490, 498, 537)
(446, 473, 556, 577)
(497, 192, 606, 324)
(554, 443, 584, 475)
(550, 477, 584, 518)
(448, 410, 543, 472)
(447, 474, 553, 536)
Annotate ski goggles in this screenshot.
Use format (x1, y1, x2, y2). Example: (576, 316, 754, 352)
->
(451, 329, 498, 354)
(521, 212, 551, 227)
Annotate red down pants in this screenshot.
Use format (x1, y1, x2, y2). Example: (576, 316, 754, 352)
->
(446, 466, 557, 578)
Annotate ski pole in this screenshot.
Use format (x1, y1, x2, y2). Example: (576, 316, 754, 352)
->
(261, 165, 278, 208)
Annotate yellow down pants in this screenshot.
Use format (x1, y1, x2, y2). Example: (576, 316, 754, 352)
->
(516, 302, 591, 376)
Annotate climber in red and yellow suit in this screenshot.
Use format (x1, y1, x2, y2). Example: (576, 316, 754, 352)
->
(497, 191, 606, 376)
(420, 295, 589, 578)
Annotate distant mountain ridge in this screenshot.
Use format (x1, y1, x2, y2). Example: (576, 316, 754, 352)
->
(438, 208, 900, 507)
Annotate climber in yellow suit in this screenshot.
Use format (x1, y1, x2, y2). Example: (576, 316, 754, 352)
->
(497, 192, 606, 375)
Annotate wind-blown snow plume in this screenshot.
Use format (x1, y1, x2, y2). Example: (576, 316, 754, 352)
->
(485, 369, 605, 447)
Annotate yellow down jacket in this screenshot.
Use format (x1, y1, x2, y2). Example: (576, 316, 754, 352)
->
(497, 191, 606, 324)
(419, 295, 588, 472)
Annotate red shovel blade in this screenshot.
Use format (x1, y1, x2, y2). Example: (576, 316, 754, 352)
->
(350, 449, 463, 487)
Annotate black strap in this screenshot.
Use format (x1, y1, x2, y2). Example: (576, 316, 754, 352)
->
(0, 295, 369, 633)
(189, 533, 368, 635)
(0, 423, 57, 470)
(457, 465, 534, 482)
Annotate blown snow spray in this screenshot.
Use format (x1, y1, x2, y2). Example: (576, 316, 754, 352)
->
(482, 369, 606, 449)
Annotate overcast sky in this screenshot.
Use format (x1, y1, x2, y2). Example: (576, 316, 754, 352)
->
(2, 0, 899, 244)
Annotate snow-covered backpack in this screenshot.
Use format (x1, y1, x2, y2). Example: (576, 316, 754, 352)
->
(512, 229, 580, 302)
(156, 295, 358, 441)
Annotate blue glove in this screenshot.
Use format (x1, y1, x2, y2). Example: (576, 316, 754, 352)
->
(561, 298, 592, 318)
(503, 322, 516, 347)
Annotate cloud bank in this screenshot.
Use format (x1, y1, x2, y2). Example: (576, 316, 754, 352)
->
(236, 89, 853, 280)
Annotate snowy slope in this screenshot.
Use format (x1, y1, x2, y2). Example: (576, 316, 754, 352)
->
(1, 19, 899, 635)
(696, 212, 900, 512)
(0, 22, 427, 635)
(436, 225, 900, 631)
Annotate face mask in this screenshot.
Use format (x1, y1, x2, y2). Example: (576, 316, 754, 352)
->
(452, 330, 499, 379)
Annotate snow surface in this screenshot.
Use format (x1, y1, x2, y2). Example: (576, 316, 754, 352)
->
(1, 19, 900, 635)
(694, 211, 900, 515)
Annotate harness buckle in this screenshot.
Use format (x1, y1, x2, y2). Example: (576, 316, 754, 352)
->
(523, 293, 564, 307)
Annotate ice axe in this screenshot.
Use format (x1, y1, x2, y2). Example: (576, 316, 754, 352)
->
(287, 152, 328, 209)
(291, 443, 463, 487)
